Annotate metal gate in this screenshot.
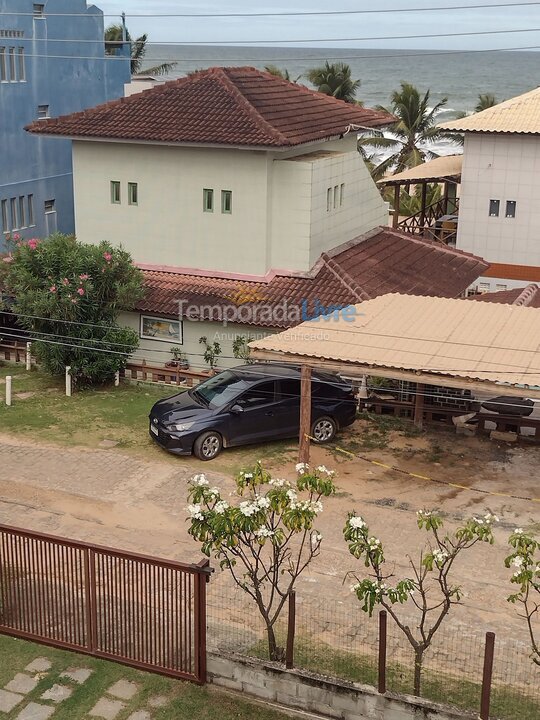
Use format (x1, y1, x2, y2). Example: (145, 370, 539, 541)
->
(0, 524, 210, 683)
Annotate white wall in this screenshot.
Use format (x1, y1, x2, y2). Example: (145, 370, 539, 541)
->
(119, 311, 277, 371)
(457, 134, 540, 268)
(73, 135, 386, 276)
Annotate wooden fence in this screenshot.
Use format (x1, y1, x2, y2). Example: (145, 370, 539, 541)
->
(0, 524, 212, 683)
(121, 361, 211, 387)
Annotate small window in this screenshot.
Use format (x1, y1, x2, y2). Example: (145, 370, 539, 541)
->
(1, 200, 8, 233)
(44, 199, 55, 213)
(18, 196, 26, 228)
(110, 181, 121, 204)
(496, 284, 508, 292)
(340, 183, 345, 206)
(203, 188, 214, 212)
(221, 190, 232, 214)
(505, 200, 516, 218)
(237, 381, 276, 408)
(326, 187, 332, 212)
(33, 4, 45, 17)
(27, 194, 34, 226)
(489, 199, 500, 217)
(37, 104, 50, 119)
(10, 197, 18, 230)
(333, 185, 339, 209)
(17, 47, 25, 81)
(128, 182, 138, 206)
(8, 47, 15, 81)
(0, 48, 6, 82)
(479, 282, 491, 294)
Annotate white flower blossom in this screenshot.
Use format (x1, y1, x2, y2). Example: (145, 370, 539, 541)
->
(192, 474, 209, 487)
(187, 504, 204, 520)
(514, 528, 524, 535)
(512, 556, 524, 568)
(311, 532, 323, 547)
(256, 496, 271, 510)
(316, 465, 335, 477)
(208, 486, 221, 498)
(368, 537, 381, 548)
(433, 549, 449, 566)
(349, 516, 366, 530)
(484, 513, 499, 523)
(295, 462, 309, 474)
(269, 478, 289, 488)
(255, 526, 275, 538)
(239, 501, 259, 517)
(350, 582, 361, 593)
(417, 510, 432, 518)
(214, 500, 229, 515)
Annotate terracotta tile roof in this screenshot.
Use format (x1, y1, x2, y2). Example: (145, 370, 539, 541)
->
(25, 66, 394, 149)
(439, 87, 540, 135)
(468, 284, 540, 309)
(483, 262, 540, 282)
(137, 227, 489, 328)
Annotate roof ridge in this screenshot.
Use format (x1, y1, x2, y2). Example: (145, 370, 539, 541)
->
(384, 228, 489, 266)
(320, 253, 371, 302)
(512, 283, 540, 307)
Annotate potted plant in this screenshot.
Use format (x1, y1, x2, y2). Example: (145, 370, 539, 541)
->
(165, 346, 189, 370)
(199, 336, 222, 373)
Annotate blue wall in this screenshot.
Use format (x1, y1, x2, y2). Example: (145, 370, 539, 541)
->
(0, 0, 130, 248)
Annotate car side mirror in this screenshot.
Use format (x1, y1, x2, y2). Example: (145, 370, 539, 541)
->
(231, 404, 244, 414)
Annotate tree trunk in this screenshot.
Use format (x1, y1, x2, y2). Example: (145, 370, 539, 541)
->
(266, 623, 285, 662)
(413, 647, 424, 696)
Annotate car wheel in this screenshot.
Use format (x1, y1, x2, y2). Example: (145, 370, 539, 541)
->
(193, 431, 223, 461)
(311, 416, 337, 444)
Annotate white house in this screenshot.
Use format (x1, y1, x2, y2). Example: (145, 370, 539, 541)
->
(441, 88, 540, 292)
(26, 67, 489, 372)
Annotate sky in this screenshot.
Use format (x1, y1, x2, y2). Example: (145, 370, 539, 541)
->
(94, 0, 540, 51)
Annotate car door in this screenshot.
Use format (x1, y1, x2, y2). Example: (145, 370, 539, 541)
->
(227, 380, 280, 445)
(272, 378, 301, 438)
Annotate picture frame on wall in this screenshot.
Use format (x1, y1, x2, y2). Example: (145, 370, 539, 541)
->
(140, 315, 183, 344)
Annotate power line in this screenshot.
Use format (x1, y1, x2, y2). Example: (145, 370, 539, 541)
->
(2, 2, 540, 17)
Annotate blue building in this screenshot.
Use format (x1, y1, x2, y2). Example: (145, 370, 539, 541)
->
(0, 0, 130, 247)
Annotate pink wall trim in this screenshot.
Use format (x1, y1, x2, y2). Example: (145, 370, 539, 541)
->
(136, 263, 306, 283)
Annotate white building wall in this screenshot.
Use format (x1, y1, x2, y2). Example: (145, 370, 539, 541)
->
(457, 134, 540, 269)
(119, 311, 277, 371)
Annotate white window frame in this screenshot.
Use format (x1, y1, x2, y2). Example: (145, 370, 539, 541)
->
(18, 196, 26, 228)
(33, 4, 45, 17)
(505, 200, 516, 219)
(128, 182, 138, 206)
(17, 47, 25, 81)
(326, 187, 332, 212)
(27, 194, 35, 226)
(8, 47, 15, 81)
(1, 200, 8, 234)
(139, 315, 183, 344)
(489, 199, 500, 217)
(110, 181, 121, 204)
(10, 197, 18, 230)
(37, 104, 50, 119)
(221, 190, 232, 214)
(0, 48, 7, 82)
(203, 188, 214, 212)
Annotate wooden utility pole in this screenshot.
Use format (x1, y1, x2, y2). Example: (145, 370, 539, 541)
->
(392, 184, 400, 228)
(413, 382, 425, 429)
(298, 365, 312, 463)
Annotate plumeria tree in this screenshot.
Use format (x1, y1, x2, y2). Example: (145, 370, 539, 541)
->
(505, 528, 540, 666)
(187, 461, 336, 661)
(344, 510, 498, 695)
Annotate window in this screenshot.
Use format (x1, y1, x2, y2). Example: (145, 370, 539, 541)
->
(496, 284, 508, 292)
(479, 282, 491, 294)
(221, 190, 232, 214)
(110, 181, 121, 204)
(327, 187, 332, 212)
(10, 197, 18, 230)
(333, 185, 339, 209)
(27, 194, 34, 226)
(203, 188, 214, 212)
(0, 48, 6, 82)
(44, 199, 55, 213)
(1, 200, 8, 233)
(128, 182, 138, 206)
(237, 381, 276, 408)
(8, 47, 15, 81)
(505, 200, 516, 218)
(17, 47, 24, 81)
(37, 104, 49, 119)
(33, 4, 45, 17)
(340, 183, 345, 206)
(277, 379, 300, 402)
(489, 199, 500, 217)
(18, 196, 26, 228)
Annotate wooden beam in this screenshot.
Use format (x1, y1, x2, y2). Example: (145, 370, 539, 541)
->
(414, 383, 425, 429)
(298, 365, 312, 463)
(419, 182, 428, 236)
(392, 184, 400, 228)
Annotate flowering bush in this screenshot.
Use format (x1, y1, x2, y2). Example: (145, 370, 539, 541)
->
(1, 234, 143, 386)
(344, 509, 498, 694)
(505, 528, 540, 666)
(187, 461, 336, 661)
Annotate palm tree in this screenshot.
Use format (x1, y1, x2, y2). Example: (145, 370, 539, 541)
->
(104, 24, 177, 77)
(306, 61, 361, 103)
(360, 82, 460, 177)
(264, 65, 302, 83)
(475, 93, 498, 112)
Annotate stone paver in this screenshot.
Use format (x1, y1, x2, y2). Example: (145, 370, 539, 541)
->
(40, 684, 73, 703)
(106, 680, 139, 700)
(147, 695, 168, 708)
(24, 659, 52, 674)
(5, 674, 39, 694)
(127, 712, 151, 720)
(60, 668, 92, 684)
(0, 689, 24, 713)
(89, 698, 125, 720)
(15, 703, 55, 720)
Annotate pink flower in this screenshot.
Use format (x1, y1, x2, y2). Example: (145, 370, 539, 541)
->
(77, 287, 85, 296)
(103, 252, 112, 263)
(79, 273, 89, 281)
(2, 256, 13, 264)
(62, 278, 70, 286)
(49, 285, 57, 293)
(12, 233, 20, 242)
(27, 239, 39, 250)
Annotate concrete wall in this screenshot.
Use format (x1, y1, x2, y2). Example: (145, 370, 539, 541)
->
(208, 653, 472, 720)
(0, 0, 130, 249)
(72, 134, 387, 276)
(457, 133, 540, 275)
(119, 311, 277, 371)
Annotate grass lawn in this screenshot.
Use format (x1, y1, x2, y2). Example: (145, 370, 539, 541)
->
(0, 634, 292, 720)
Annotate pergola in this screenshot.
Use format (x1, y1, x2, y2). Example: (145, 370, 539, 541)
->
(378, 155, 462, 234)
(249, 293, 540, 462)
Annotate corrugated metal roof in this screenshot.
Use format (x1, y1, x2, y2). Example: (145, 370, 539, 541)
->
(439, 87, 540, 135)
(249, 293, 540, 389)
(378, 155, 462, 185)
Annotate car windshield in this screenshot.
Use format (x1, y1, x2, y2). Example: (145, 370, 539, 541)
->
(193, 371, 251, 409)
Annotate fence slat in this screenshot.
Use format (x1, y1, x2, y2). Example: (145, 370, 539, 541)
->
(480, 632, 496, 720)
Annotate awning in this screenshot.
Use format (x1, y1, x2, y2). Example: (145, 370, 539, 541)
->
(378, 155, 463, 186)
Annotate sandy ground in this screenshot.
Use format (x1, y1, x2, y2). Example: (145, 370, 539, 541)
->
(0, 420, 539, 655)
